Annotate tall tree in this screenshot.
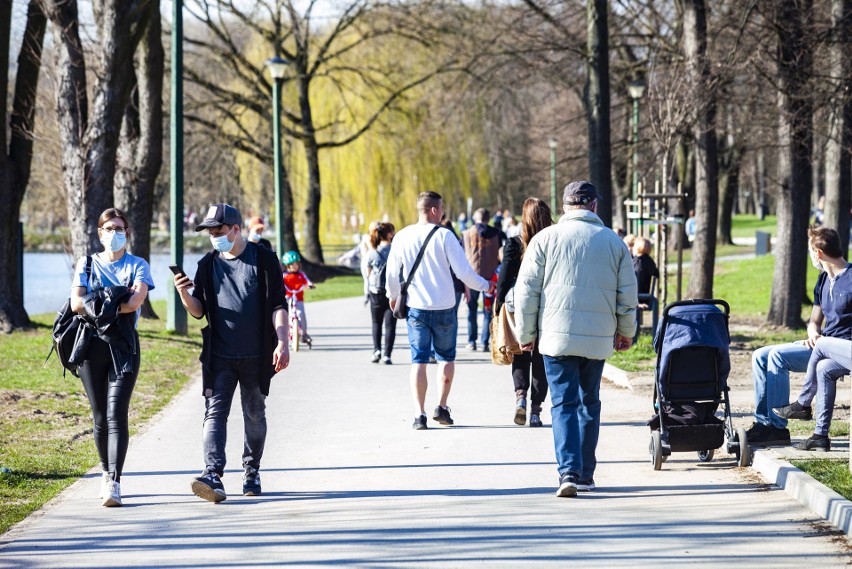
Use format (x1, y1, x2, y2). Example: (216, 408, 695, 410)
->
(114, 0, 163, 318)
(767, 0, 814, 328)
(585, 0, 612, 228)
(0, 0, 47, 332)
(41, 0, 152, 259)
(823, 0, 852, 257)
(682, 0, 719, 299)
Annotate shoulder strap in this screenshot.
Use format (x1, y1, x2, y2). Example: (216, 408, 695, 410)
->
(85, 255, 92, 280)
(402, 225, 441, 290)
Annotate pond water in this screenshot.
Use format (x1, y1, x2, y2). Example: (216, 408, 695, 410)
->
(23, 252, 204, 316)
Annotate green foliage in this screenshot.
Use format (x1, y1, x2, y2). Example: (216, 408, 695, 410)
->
(789, 459, 852, 502)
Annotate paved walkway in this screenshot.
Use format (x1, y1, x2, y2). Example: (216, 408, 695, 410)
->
(1, 297, 850, 567)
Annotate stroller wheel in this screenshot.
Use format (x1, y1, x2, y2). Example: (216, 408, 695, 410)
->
(735, 426, 751, 467)
(697, 449, 715, 462)
(650, 431, 663, 470)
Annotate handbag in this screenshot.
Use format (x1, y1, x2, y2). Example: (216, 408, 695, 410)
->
(393, 225, 441, 320)
(45, 255, 92, 377)
(490, 302, 523, 365)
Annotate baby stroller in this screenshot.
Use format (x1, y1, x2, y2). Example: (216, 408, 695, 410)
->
(648, 299, 750, 469)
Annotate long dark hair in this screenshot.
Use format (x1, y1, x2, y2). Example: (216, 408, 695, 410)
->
(370, 222, 395, 249)
(520, 198, 552, 252)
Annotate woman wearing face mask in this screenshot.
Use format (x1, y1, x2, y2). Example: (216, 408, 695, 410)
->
(70, 208, 155, 507)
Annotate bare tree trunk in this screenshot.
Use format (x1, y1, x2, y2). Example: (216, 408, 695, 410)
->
(585, 0, 612, 228)
(0, 0, 46, 331)
(824, 0, 852, 257)
(44, 0, 150, 259)
(768, 0, 814, 329)
(717, 106, 740, 245)
(297, 66, 324, 264)
(114, 1, 162, 319)
(684, 0, 719, 299)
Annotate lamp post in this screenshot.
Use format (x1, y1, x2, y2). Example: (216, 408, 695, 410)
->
(167, 0, 186, 334)
(628, 81, 645, 234)
(265, 56, 288, 256)
(548, 138, 557, 215)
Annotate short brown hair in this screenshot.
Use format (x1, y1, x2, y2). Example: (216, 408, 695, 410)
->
(520, 197, 552, 250)
(417, 191, 442, 213)
(98, 208, 129, 231)
(808, 225, 843, 258)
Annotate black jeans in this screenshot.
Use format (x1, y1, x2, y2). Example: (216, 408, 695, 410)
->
(203, 356, 266, 476)
(512, 344, 548, 413)
(78, 335, 140, 482)
(369, 292, 396, 357)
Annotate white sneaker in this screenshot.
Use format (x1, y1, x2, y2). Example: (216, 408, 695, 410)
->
(99, 472, 110, 499)
(102, 480, 122, 507)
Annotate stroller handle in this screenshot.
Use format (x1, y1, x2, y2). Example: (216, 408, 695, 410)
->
(661, 298, 730, 321)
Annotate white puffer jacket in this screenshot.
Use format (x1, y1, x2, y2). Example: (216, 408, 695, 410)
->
(514, 209, 638, 360)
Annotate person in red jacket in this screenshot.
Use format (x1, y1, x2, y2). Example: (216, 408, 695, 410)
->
(282, 250, 315, 345)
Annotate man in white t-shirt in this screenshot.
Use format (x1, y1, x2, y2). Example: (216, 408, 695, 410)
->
(386, 191, 494, 430)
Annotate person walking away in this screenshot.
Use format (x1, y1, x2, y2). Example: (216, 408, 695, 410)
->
(386, 192, 494, 429)
(367, 222, 396, 364)
(359, 221, 378, 304)
(462, 208, 502, 351)
(282, 250, 316, 347)
(755, 226, 852, 444)
(174, 203, 289, 502)
(71, 208, 155, 507)
(515, 181, 637, 497)
(246, 216, 273, 250)
(494, 197, 552, 428)
(632, 237, 659, 295)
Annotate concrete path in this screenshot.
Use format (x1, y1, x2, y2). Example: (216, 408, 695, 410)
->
(1, 297, 850, 567)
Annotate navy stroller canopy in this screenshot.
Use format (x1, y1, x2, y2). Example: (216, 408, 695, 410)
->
(653, 303, 731, 390)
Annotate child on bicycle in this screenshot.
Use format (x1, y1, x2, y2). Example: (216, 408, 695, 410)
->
(281, 251, 315, 346)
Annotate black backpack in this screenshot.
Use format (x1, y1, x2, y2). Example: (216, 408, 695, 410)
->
(45, 256, 91, 377)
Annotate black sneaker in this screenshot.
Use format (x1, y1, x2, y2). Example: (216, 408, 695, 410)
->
(772, 401, 813, 420)
(192, 471, 227, 503)
(745, 422, 791, 446)
(577, 478, 596, 492)
(529, 414, 543, 428)
(433, 406, 454, 425)
(794, 434, 830, 452)
(556, 472, 579, 497)
(412, 415, 428, 430)
(242, 467, 262, 496)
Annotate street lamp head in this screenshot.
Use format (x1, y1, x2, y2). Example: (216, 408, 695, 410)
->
(628, 80, 646, 100)
(265, 56, 289, 80)
(548, 138, 557, 150)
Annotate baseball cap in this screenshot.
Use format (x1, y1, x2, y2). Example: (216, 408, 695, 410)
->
(194, 204, 242, 231)
(562, 180, 601, 205)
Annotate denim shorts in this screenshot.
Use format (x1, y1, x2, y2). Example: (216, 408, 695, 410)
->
(407, 307, 458, 363)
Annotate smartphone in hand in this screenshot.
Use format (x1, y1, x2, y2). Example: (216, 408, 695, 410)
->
(169, 265, 186, 278)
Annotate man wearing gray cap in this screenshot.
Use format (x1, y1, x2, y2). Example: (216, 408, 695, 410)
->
(514, 181, 637, 497)
(174, 203, 289, 502)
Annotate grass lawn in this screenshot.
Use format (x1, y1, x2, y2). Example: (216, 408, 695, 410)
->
(789, 459, 852, 501)
(0, 275, 363, 535)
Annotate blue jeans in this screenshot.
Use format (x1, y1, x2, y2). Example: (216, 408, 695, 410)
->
(408, 307, 458, 363)
(203, 356, 267, 476)
(466, 290, 481, 344)
(752, 342, 812, 429)
(543, 355, 605, 480)
(480, 301, 493, 347)
(801, 337, 851, 436)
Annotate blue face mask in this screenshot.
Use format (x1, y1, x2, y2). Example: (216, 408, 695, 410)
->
(210, 229, 235, 253)
(100, 232, 127, 253)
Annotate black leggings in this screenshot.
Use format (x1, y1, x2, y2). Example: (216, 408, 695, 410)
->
(78, 336, 140, 482)
(369, 292, 396, 357)
(512, 344, 548, 411)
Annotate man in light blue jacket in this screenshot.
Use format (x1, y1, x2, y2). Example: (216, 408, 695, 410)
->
(514, 181, 637, 497)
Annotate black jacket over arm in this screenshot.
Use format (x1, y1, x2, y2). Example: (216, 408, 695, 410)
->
(495, 236, 522, 313)
(191, 243, 286, 396)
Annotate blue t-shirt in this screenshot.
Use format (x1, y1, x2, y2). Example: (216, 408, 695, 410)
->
(814, 265, 852, 339)
(73, 252, 155, 323)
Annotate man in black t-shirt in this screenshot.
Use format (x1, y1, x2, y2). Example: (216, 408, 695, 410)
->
(174, 203, 288, 502)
